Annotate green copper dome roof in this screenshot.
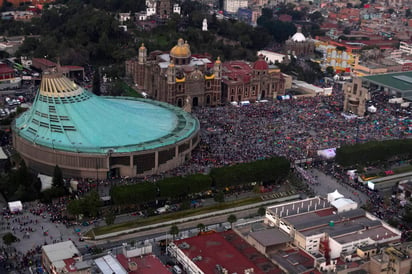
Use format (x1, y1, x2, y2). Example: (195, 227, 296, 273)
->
(14, 72, 199, 154)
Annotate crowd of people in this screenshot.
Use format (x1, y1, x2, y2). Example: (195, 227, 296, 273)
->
(162, 84, 411, 177)
(316, 161, 411, 241)
(0, 244, 42, 273)
(1, 82, 412, 272)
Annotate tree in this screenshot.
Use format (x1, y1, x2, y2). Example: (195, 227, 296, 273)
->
(15, 160, 29, 187)
(227, 214, 237, 229)
(67, 199, 83, 217)
(52, 165, 63, 188)
(326, 66, 335, 76)
(257, 207, 266, 217)
(406, 9, 411, 18)
(92, 69, 101, 95)
(213, 191, 225, 203)
(105, 211, 116, 225)
(336, 46, 347, 52)
(169, 224, 179, 240)
(3, 232, 18, 246)
(197, 223, 206, 233)
(82, 191, 102, 218)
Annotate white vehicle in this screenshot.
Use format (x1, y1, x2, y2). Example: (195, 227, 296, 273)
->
(155, 205, 170, 214)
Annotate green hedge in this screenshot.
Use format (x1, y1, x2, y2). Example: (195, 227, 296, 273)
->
(110, 157, 290, 205)
(210, 157, 290, 188)
(157, 174, 212, 199)
(110, 182, 157, 205)
(336, 139, 412, 167)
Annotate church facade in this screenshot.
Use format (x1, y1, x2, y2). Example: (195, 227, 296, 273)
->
(285, 27, 315, 57)
(125, 39, 286, 107)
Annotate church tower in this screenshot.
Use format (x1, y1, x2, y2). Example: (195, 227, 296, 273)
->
(213, 57, 222, 79)
(157, 0, 171, 19)
(166, 61, 176, 104)
(137, 43, 147, 88)
(138, 43, 147, 64)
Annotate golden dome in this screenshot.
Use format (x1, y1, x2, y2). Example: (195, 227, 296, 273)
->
(170, 38, 191, 58)
(139, 43, 146, 50)
(215, 56, 221, 64)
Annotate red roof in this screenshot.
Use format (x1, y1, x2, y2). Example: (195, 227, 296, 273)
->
(0, 64, 14, 74)
(174, 231, 281, 274)
(116, 254, 169, 274)
(33, 58, 56, 67)
(223, 61, 253, 83)
(253, 55, 269, 70)
(61, 65, 84, 70)
(63, 258, 78, 272)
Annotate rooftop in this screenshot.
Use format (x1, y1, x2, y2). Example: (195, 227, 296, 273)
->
(249, 228, 291, 247)
(362, 71, 412, 92)
(42, 241, 80, 268)
(222, 61, 253, 84)
(333, 225, 400, 244)
(95, 255, 127, 274)
(14, 73, 199, 154)
(174, 231, 281, 274)
(267, 196, 332, 219)
(269, 248, 318, 274)
(116, 254, 170, 274)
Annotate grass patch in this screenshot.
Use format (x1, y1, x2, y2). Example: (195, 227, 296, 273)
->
(120, 81, 143, 98)
(88, 196, 261, 237)
(361, 165, 412, 181)
(393, 165, 412, 174)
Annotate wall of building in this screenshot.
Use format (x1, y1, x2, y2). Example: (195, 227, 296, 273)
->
(343, 76, 369, 116)
(13, 130, 199, 179)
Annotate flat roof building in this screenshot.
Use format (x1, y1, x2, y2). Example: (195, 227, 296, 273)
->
(42, 241, 90, 274)
(344, 71, 412, 115)
(167, 231, 282, 274)
(264, 194, 402, 267)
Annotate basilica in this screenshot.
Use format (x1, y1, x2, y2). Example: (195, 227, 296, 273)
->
(125, 39, 286, 107)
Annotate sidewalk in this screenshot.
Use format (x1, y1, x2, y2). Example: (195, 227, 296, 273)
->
(89, 193, 300, 241)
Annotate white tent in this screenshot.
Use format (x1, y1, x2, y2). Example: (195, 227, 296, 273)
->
(0, 147, 7, 160)
(37, 174, 53, 191)
(346, 169, 357, 180)
(331, 198, 357, 213)
(401, 102, 410, 108)
(317, 148, 336, 159)
(327, 190, 344, 203)
(8, 201, 23, 213)
(367, 105, 377, 113)
(70, 180, 79, 192)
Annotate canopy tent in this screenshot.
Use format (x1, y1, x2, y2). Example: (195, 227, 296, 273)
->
(367, 105, 377, 113)
(331, 198, 357, 213)
(346, 169, 357, 180)
(70, 179, 79, 192)
(37, 174, 53, 191)
(8, 201, 23, 213)
(0, 147, 7, 160)
(401, 102, 410, 108)
(317, 148, 336, 159)
(327, 190, 344, 203)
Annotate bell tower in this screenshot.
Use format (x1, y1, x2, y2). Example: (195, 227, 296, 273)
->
(136, 43, 147, 88)
(213, 57, 222, 79)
